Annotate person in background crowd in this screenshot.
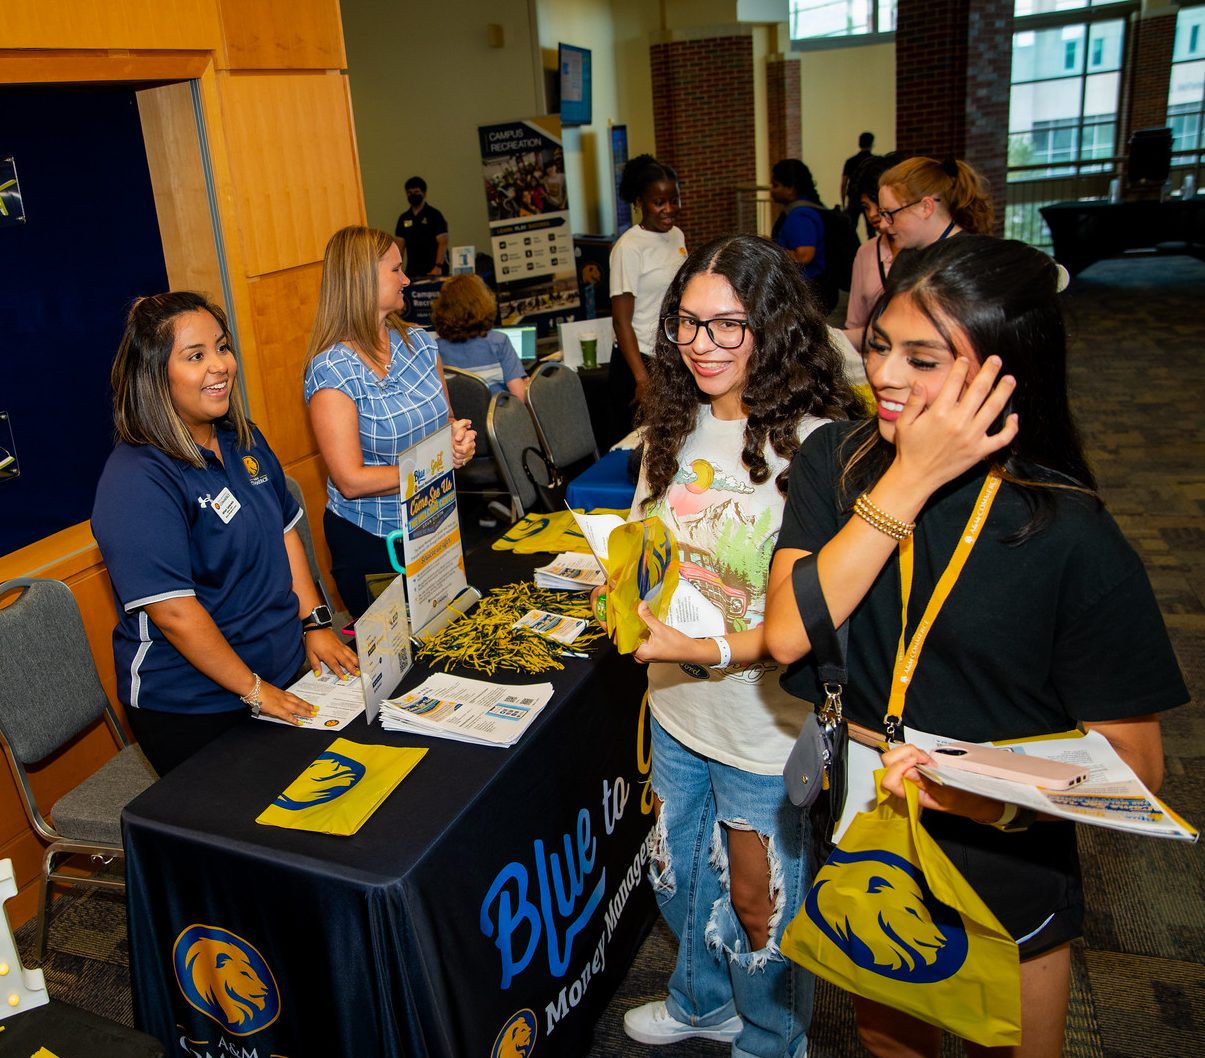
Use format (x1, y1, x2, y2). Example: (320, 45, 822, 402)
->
(431, 274, 528, 401)
(841, 131, 876, 236)
(770, 159, 836, 313)
(305, 227, 475, 619)
(766, 236, 1186, 1058)
(610, 234, 862, 1058)
(877, 155, 994, 253)
(93, 292, 359, 775)
(842, 155, 903, 351)
(394, 175, 448, 276)
(609, 153, 687, 442)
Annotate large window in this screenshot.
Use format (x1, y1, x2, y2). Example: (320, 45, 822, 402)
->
(1009, 18, 1125, 177)
(1168, 6, 1205, 163)
(788, 1, 896, 43)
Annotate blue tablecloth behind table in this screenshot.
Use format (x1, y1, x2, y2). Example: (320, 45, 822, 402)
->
(566, 449, 635, 512)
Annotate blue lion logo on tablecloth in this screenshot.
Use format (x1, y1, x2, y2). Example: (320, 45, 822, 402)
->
(273, 750, 365, 811)
(491, 1008, 538, 1057)
(804, 847, 968, 983)
(173, 924, 280, 1035)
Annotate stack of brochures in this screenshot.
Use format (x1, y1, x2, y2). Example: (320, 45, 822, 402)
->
(533, 552, 605, 590)
(379, 673, 556, 747)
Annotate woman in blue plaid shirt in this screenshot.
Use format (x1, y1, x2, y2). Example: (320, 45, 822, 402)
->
(305, 226, 476, 618)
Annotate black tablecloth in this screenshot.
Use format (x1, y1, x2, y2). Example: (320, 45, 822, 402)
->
(1041, 198, 1205, 275)
(122, 548, 656, 1058)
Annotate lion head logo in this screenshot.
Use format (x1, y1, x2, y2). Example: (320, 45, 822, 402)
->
(242, 455, 261, 478)
(272, 750, 365, 811)
(173, 925, 280, 1035)
(491, 1009, 537, 1058)
(805, 848, 968, 983)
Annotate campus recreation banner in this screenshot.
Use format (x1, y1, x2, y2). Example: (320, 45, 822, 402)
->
(478, 117, 580, 337)
(394, 426, 467, 637)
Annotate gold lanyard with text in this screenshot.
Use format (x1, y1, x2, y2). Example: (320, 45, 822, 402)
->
(883, 473, 1002, 742)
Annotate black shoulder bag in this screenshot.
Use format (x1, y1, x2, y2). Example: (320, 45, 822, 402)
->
(782, 553, 849, 849)
(520, 446, 568, 513)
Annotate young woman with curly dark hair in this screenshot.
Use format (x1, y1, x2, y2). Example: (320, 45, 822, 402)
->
(614, 234, 862, 1057)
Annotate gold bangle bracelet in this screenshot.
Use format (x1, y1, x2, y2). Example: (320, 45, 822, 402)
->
(853, 493, 916, 541)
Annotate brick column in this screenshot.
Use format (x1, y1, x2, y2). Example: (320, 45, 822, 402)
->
(895, 0, 1011, 234)
(1127, 8, 1178, 135)
(766, 53, 802, 166)
(652, 34, 756, 247)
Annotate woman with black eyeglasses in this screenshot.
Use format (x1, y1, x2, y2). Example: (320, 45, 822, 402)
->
(876, 155, 994, 254)
(603, 235, 862, 1057)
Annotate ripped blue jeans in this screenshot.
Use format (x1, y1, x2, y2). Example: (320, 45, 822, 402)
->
(649, 716, 813, 1058)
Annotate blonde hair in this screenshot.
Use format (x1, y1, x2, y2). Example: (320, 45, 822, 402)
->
(306, 226, 413, 370)
(879, 156, 994, 234)
(431, 275, 497, 343)
(111, 292, 254, 468)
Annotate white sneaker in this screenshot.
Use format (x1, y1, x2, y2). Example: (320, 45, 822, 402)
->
(623, 999, 743, 1046)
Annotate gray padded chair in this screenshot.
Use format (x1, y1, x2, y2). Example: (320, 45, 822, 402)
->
(526, 361, 600, 475)
(0, 577, 157, 961)
(284, 475, 352, 636)
(486, 391, 552, 518)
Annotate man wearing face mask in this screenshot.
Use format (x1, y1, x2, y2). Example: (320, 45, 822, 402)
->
(394, 176, 448, 276)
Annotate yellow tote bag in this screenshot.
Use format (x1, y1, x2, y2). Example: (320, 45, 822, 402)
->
(781, 773, 1022, 1048)
(256, 738, 427, 836)
(605, 517, 679, 654)
(490, 508, 629, 555)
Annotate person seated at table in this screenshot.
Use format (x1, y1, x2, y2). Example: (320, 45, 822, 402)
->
(605, 234, 862, 1057)
(431, 274, 528, 401)
(764, 236, 1186, 1058)
(92, 292, 360, 776)
(305, 226, 476, 620)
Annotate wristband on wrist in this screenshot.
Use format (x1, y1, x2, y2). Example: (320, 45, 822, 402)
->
(239, 672, 263, 717)
(709, 635, 732, 669)
(991, 803, 1037, 832)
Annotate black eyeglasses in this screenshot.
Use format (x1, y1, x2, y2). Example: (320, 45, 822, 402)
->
(878, 197, 938, 224)
(662, 315, 750, 349)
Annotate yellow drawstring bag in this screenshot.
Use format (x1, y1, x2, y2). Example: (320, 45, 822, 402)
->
(604, 517, 678, 654)
(491, 508, 629, 555)
(256, 738, 427, 836)
(781, 773, 1022, 1048)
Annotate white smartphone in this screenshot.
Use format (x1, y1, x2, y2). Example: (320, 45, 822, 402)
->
(930, 741, 1089, 791)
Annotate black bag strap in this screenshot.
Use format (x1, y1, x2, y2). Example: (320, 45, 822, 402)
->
(520, 446, 561, 489)
(790, 553, 848, 686)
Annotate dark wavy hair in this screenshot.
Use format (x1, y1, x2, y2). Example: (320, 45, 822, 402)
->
(639, 235, 863, 511)
(843, 234, 1096, 540)
(771, 159, 822, 205)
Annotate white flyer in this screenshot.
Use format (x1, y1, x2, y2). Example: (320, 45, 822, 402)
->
(379, 674, 555, 747)
(513, 609, 587, 645)
(259, 667, 365, 731)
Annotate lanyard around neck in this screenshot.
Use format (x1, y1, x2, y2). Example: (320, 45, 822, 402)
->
(883, 473, 1002, 740)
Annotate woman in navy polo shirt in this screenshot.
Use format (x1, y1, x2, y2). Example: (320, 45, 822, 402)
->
(93, 292, 359, 775)
(304, 226, 477, 619)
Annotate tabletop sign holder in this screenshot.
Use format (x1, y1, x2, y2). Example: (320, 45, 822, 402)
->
(387, 426, 482, 651)
(409, 582, 483, 651)
(0, 859, 49, 1021)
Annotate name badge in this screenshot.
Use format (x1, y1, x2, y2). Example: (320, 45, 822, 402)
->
(211, 487, 242, 524)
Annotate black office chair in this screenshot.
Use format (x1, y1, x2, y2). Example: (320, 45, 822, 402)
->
(526, 361, 599, 480)
(444, 367, 514, 523)
(0, 577, 157, 962)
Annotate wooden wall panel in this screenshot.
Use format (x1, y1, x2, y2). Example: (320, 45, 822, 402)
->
(137, 81, 226, 306)
(4, 0, 221, 51)
(218, 71, 365, 277)
(246, 264, 323, 464)
(217, 0, 346, 70)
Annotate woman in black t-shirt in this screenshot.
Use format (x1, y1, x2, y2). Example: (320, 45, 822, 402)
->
(765, 236, 1187, 1058)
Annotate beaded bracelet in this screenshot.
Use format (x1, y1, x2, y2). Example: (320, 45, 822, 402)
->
(853, 493, 916, 541)
(239, 672, 263, 717)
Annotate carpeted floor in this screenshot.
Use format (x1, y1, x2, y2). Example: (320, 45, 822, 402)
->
(15, 255, 1205, 1057)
